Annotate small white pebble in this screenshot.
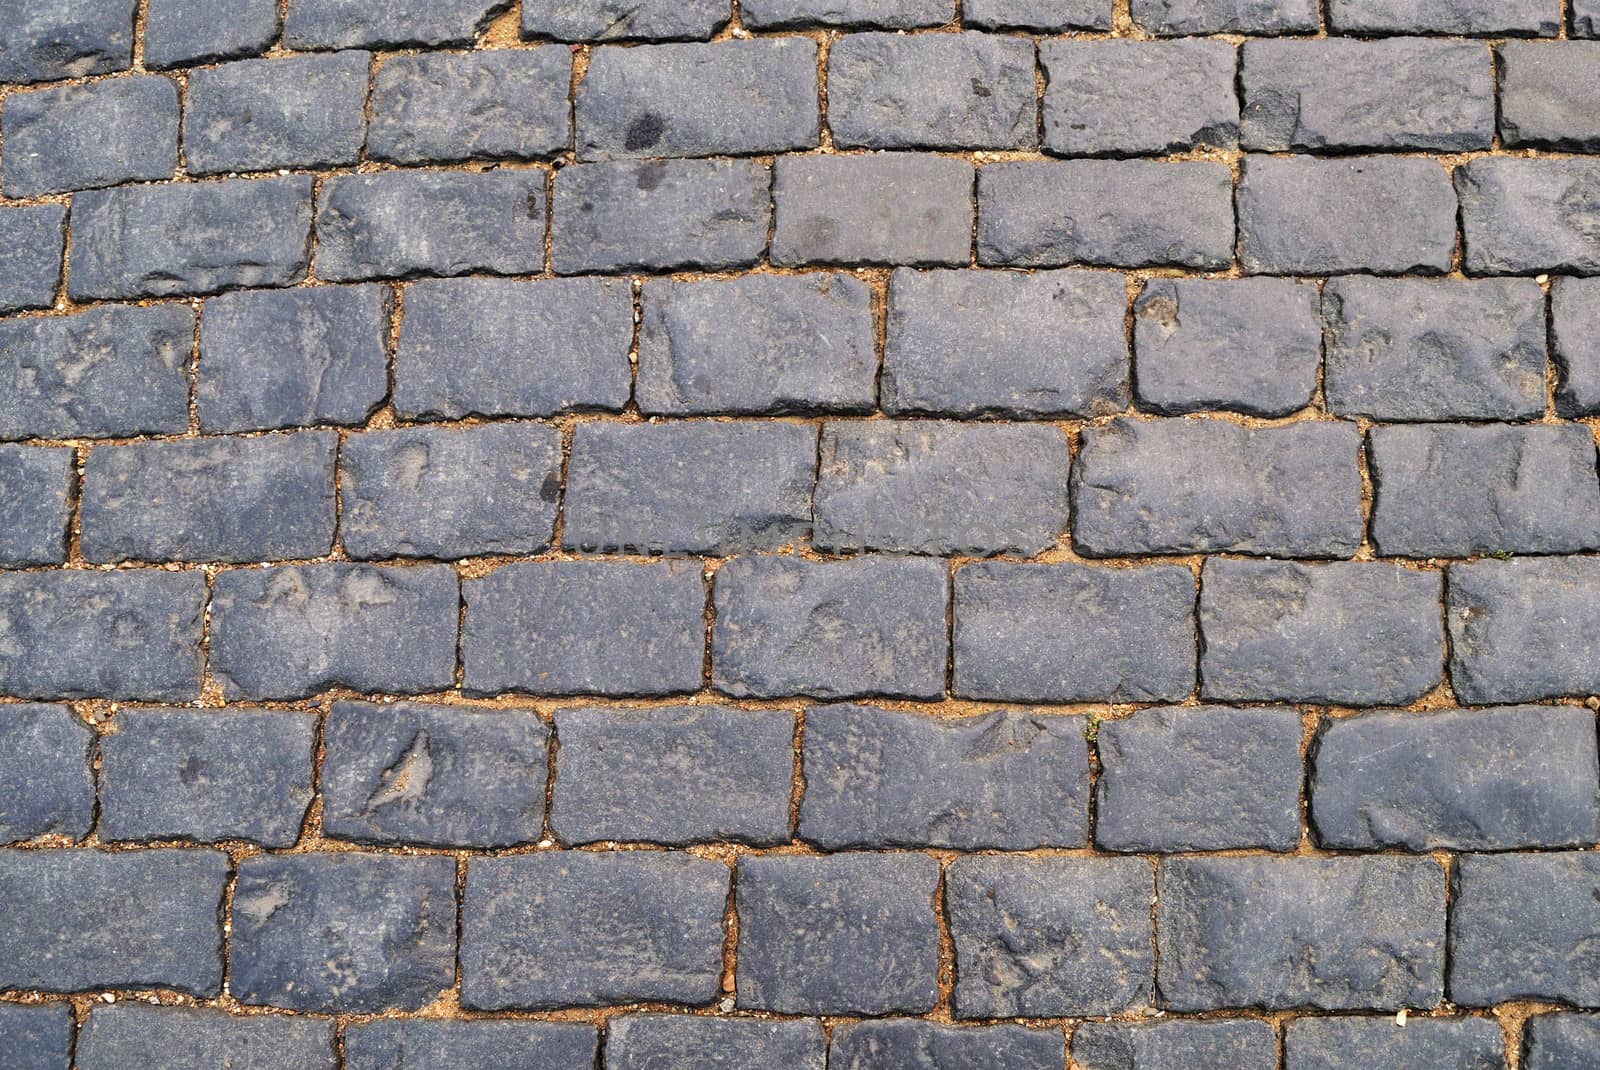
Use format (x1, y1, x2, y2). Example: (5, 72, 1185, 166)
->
(1395, 1008, 1408, 1027)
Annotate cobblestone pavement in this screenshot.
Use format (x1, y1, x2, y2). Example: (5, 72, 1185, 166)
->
(3, 0, 1600, 1067)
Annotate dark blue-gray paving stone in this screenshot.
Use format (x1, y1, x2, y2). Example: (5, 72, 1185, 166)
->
(0, 0, 134, 83)
(636, 273, 877, 415)
(317, 169, 545, 282)
(80, 431, 338, 564)
(742, 0, 952, 27)
(198, 284, 390, 433)
(322, 700, 548, 848)
(607, 1015, 826, 1070)
(143, 0, 279, 68)
(184, 52, 370, 175)
(1158, 856, 1446, 1012)
(1457, 158, 1600, 274)
(1555, 277, 1600, 415)
(1312, 705, 1600, 852)
(69, 177, 313, 301)
(341, 422, 563, 559)
(563, 420, 816, 555)
(953, 561, 1196, 703)
(461, 852, 729, 1010)
(0, 1002, 72, 1070)
(0, 445, 72, 566)
(1132, 0, 1317, 33)
(524, 0, 727, 39)
(1452, 852, 1600, 1006)
(947, 855, 1152, 1018)
(0, 204, 65, 314)
(801, 705, 1087, 851)
(345, 1019, 598, 1070)
(1096, 706, 1304, 853)
(1285, 1017, 1504, 1070)
(1042, 39, 1237, 157)
(0, 704, 94, 844)
(284, 0, 510, 48)
(1330, 0, 1557, 33)
(98, 709, 314, 847)
(1449, 557, 1600, 703)
(1200, 559, 1444, 706)
(736, 853, 941, 1015)
(712, 555, 949, 700)
(551, 705, 794, 846)
(0, 847, 227, 995)
(1, 75, 177, 197)
(464, 560, 705, 696)
(968, 0, 1110, 30)
(771, 153, 974, 267)
(1524, 1014, 1600, 1070)
(1578, 0, 1600, 37)
(209, 563, 459, 701)
(76, 1006, 335, 1070)
(0, 570, 205, 702)
(1499, 42, 1600, 151)
(370, 48, 571, 164)
(1073, 1020, 1279, 1070)
(831, 1020, 1064, 1070)
(395, 276, 633, 419)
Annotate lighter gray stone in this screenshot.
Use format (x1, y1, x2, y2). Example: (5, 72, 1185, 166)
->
(370, 48, 571, 164)
(1132, 0, 1318, 33)
(1500, 42, 1600, 151)
(77, 1006, 334, 1070)
(284, 0, 510, 48)
(0, 204, 65, 314)
(345, 1020, 597, 1070)
(1555, 276, 1600, 415)
(742, 0, 952, 26)
(0, 445, 72, 566)
(523, 0, 728, 39)
(1043, 39, 1237, 156)
(1285, 1018, 1504, 1070)
(1457, 158, 1600, 274)
(967, 0, 1110, 29)
(0, 705, 94, 844)
(184, 52, 370, 174)
(1450, 852, 1600, 1006)
(1524, 1015, 1600, 1070)
(1074, 1020, 1279, 1070)
(772, 153, 974, 267)
(1330, 0, 1557, 33)
(2, 75, 178, 196)
(1447, 557, 1600, 703)
(0, 0, 135, 84)
(608, 1016, 825, 1070)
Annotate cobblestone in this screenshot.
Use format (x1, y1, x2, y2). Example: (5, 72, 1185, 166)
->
(1074, 1020, 1278, 1070)
(0, 444, 73, 566)
(184, 53, 370, 175)
(283, 0, 510, 49)
(1457, 158, 1600, 274)
(345, 1020, 596, 1070)
(0, 204, 65, 315)
(0, 704, 94, 844)
(1450, 852, 1600, 1007)
(523, 0, 728, 39)
(1330, 0, 1557, 33)
(1553, 277, 1600, 415)
(1132, 0, 1317, 34)
(1524, 1015, 1600, 1070)
(0, 1003, 72, 1070)
(76, 1006, 335, 1070)
(1447, 557, 1600, 703)
(0, 0, 134, 84)
(607, 1015, 824, 1070)
(2, 75, 179, 196)
(772, 153, 973, 267)
(370, 48, 571, 164)
(1284, 1017, 1504, 1070)
(143, 0, 278, 68)
(832, 1020, 1064, 1069)
(1498, 42, 1600, 151)
(1042, 40, 1237, 157)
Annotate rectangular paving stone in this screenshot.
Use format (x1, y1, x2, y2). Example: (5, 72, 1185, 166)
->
(1200, 559, 1444, 706)
(395, 276, 633, 419)
(184, 52, 370, 175)
(1323, 276, 1546, 420)
(954, 561, 1196, 703)
(77, 1006, 334, 1070)
(0, 704, 94, 844)
(712, 555, 949, 700)
(771, 153, 974, 267)
(1447, 557, 1600, 703)
(736, 853, 940, 1015)
(1499, 42, 1600, 150)
(1578, 0, 1600, 36)
(1457, 158, 1600, 274)
(0, 204, 65, 314)
(947, 856, 1153, 1018)
(346, 1020, 598, 1070)
(577, 39, 818, 159)
(743, 0, 952, 26)
(0, 0, 135, 83)
(464, 560, 705, 696)
(210, 563, 459, 700)
(564, 420, 816, 555)
(144, 0, 279, 68)
(0, 1003, 72, 1070)
(80, 431, 338, 563)
(1450, 852, 1600, 1006)
(524, 0, 729, 39)
(1524, 1014, 1600, 1070)
(1330, 0, 1557, 33)
(978, 160, 1234, 270)
(317, 169, 546, 281)
(1312, 705, 1600, 852)
(371, 48, 570, 164)
(882, 268, 1129, 418)
(1368, 424, 1600, 558)
(1073, 417, 1363, 558)
(1285, 1018, 1504, 1070)
(1157, 856, 1446, 1011)
(832, 1020, 1064, 1070)
(968, 0, 1111, 29)
(1132, 0, 1318, 33)
(609, 1016, 824, 1070)
(2, 75, 178, 197)
(70, 177, 313, 301)
(0, 445, 73, 567)
(1042, 40, 1237, 157)
(0, 570, 205, 702)
(462, 852, 729, 1010)
(0, 848, 227, 995)
(98, 708, 315, 847)
(341, 422, 563, 559)
(231, 853, 457, 1013)
(636, 273, 877, 415)
(552, 705, 794, 846)
(284, 0, 508, 48)
(1073, 1020, 1279, 1070)
(800, 705, 1089, 850)
(321, 700, 548, 848)
(1554, 277, 1600, 415)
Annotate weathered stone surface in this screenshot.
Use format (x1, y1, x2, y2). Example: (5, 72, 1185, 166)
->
(346, 1019, 598, 1070)
(465, 561, 704, 696)
(80, 431, 338, 563)
(578, 39, 818, 159)
(947, 856, 1152, 1018)
(199, 284, 390, 433)
(1578, 0, 1600, 37)
(1331, 0, 1557, 33)
(815, 420, 1070, 556)
(78, 1007, 334, 1070)
(742, 0, 952, 27)
(0, 704, 94, 844)
(1158, 856, 1446, 1011)
(955, 562, 1196, 703)
(0, 445, 72, 566)
(2, 75, 178, 197)
(736, 853, 940, 1015)
(210, 563, 459, 701)
(637, 274, 877, 415)
(1238, 155, 1457, 275)
(1524, 1015, 1600, 1070)
(1285, 1017, 1504, 1070)
(1457, 158, 1600, 274)
(0, 204, 65, 314)
(979, 161, 1234, 270)
(1073, 418, 1363, 558)
(317, 170, 545, 281)
(1450, 852, 1600, 1006)
(231, 853, 457, 1013)
(1324, 277, 1546, 420)
(552, 705, 794, 846)
(98, 708, 315, 847)
(1368, 424, 1600, 558)
(0, 848, 227, 995)
(608, 1015, 825, 1070)
(564, 420, 816, 554)
(70, 177, 313, 300)
(144, 0, 279, 68)
(395, 276, 633, 419)
(0, 0, 134, 84)
(341, 423, 563, 559)
(461, 852, 728, 1010)
(1043, 40, 1237, 156)
(800, 705, 1088, 850)
(185, 53, 369, 175)
(967, 0, 1110, 29)
(1500, 42, 1600, 151)
(884, 268, 1127, 418)
(1312, 705, 1600, 851)
(0, 570, 205, 702)
(771, 153, 974, 267)
(0, 1003, 72, 1070)
(1074, 1020, 1279, 1070)
(1200, 560, 1445, 706)
(712, 555, 949, 700)
(1554, 277, 1600, 415)
(322, 701, 548, 848)
(832, 1020, 1063, 1069)
(371, 48, 570, 164)
(1448, 557, 1600, 703)
(525, 0, 728, 38)
(1132, 0, 1317, 34)
(284, 0, 509, 48)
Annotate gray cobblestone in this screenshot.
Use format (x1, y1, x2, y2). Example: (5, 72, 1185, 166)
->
(741, 0, 952, 27)
(2, 75, 178, 196)
(284, 0, 510, 48)
(0, 1003, 71, 1070)
(1285, 1018, 1504, 1070)
(0, 445, 72, 566)
(346, 1019, 597, 1070)
(832, 1020, 1064, 1069)
(1073, 1020, 1278, 1070)
(1577, 0, 1600, 36)
(524, 0, 728, 39)
(1524, 1015, 1600, 1070)
(143, 0, 278, 68)
(1450, 852, 1600, 1006)
(1457, 158, 1600, 275)
(371, 48, 570, 164)
(1042, 40, 1237, 157)
(1447, 556, 1600, 704)
(1554, 277, 1600, 416)
(77, 1006, 334, 1070)
(185, 53, 370, 175)
(967, 0, 1110, 29)
(1132, 0, 1318, 34)
(0, 0, 133, 83)
(772, 153, 974, 267)
(608, 1015, 825, 1070)
(1499, 42, 1600, 151)
(1330, 0, 1557, 33)
(0, 204, 65, 314)
(0, 704, 94, 844)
